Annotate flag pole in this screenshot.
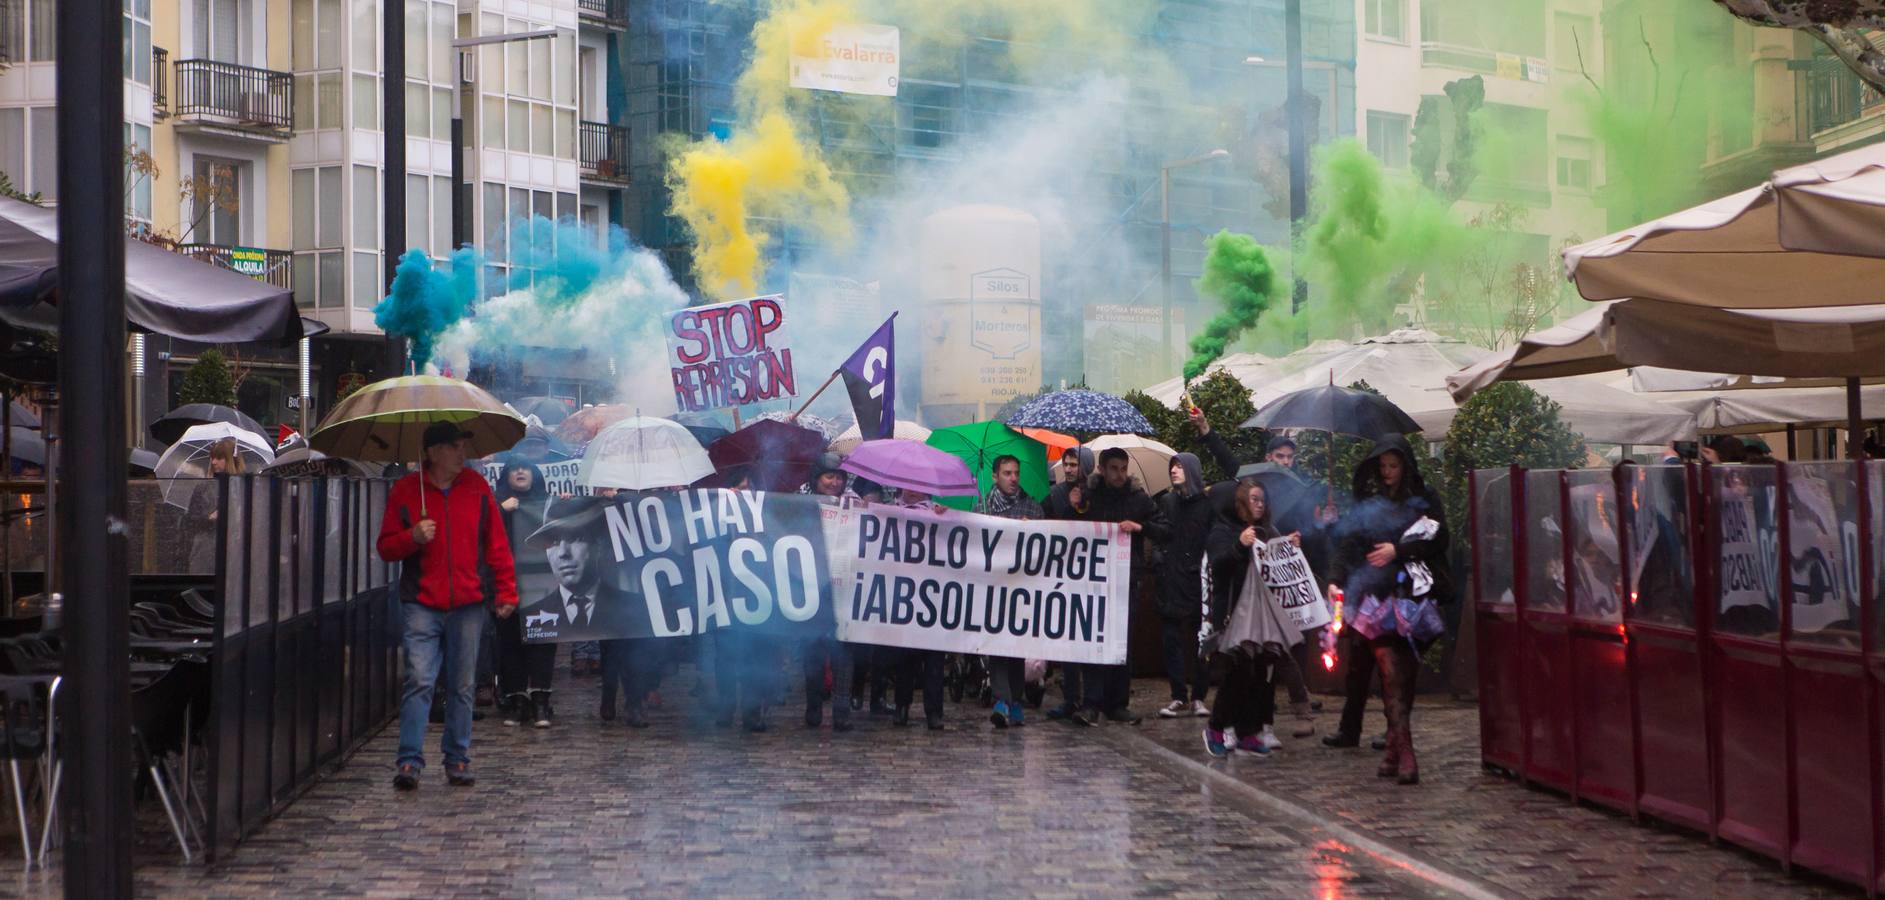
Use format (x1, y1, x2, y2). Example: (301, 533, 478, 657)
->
(789, 369, 843, 422)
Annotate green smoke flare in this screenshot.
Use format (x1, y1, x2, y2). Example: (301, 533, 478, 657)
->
(1183, 230, 1281, 380)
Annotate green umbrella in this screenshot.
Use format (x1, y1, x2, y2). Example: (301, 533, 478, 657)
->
(926, 421, 1050, 511)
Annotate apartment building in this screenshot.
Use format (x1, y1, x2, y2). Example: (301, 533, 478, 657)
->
(1353, 0, 1609, 332)
(0, 0, 632, 434)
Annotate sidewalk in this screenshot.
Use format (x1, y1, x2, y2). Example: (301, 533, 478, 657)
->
(1121, 681, 1852, 898)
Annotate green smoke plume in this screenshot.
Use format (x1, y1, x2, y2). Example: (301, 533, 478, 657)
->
(1183, 230, 1282, 380)
(1300, 139, 1471, 337)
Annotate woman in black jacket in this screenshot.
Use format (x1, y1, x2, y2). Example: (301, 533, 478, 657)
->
(493, 458, 557, 727)
(1329, 435, 1449, 785)
(1200, 479, 1302, 756)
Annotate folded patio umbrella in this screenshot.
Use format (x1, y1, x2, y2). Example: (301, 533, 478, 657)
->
(926, 421, 1049, 510)
(577, 416, 714, 491)
(0, 195, 318, 344)
(839, 439, 979, 497)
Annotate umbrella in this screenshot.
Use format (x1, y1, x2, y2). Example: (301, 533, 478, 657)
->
(839, 439, 979, 497)
(1233, 462, 1315, 528)
(1016, 427, 1078, 467)
(5, 401, 38, 430)
(508, 396, 573, 427)
(3, 427, 44, 467)
(1084, 434, 1179, 496)
(709, 419, 829, 492)
(129, 447, 160, 475)
(555, 404, 634, 447)
(0, 195, 319, 344)
(150, 403, 267, 446)
(752, 410, 846, 443)
(1005, 389, 1155, 436)
(155, 422, 275, 509)
(310, 375, 525, 462)
(1141, 352, 1278, 406)
(1242, 381, 1423, 441)
(508, 424, 578, 463)
(578, 416, 714, 491)
(1771, 141, 1885, 257)
(829, 419, 931, 454)
(683, 423, 732, 447)
(263, 447, 375, 478)
(926, 422, 1050, 510)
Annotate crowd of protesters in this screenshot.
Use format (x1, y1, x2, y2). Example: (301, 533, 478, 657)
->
(377, 413, 1453, 790)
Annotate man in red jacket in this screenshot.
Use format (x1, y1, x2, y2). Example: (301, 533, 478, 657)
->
(379, 421, 519, 789)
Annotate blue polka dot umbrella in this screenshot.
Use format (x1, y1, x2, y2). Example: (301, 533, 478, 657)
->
(1004, 389, 1155, 436)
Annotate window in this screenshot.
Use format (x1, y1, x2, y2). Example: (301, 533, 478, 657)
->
(125, 123, 153, 221)
(315, 0, 339, 69)
(407, 81, 431, 138)
(294, 166, 343, 306)
(406, 174, 429, 256)
(352, 251, 378, 308)
(1556, 135, 1592, 192)
(482, 181, 507, 262)
(1364, 0, 1404, 42)
(1555, 13, 1592, 73)
(579, 46, 601, 119)
(1365, 110, 1410, 169)
(434, 175, 452, 255)
(317, 166, 341, 246)
(351, 0, 376, 70)
(191, 156, 243, 244)
(193, 0, 241, 63)
(125, 1, 153, 86)
(0, 110, 25, 195)
(352, 165, 378, 249)
(1480, 103, 1548, 192)
(29, 0, 56, 62)
(317, 73, 341, 129)
(481, 96, 505, 148)
(293, 169, 317, 249)
(1420, 0, 1544, 58)
(353, 74, 379, 130)
(29, 107, 56, 202)
(430, 2, 454, 85)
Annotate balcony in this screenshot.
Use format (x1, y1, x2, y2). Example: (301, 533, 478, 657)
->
(177, 244, 293, 292)
(579, 121, 630, 184)
(152, 47, 168, 117)
(577, 0, 627, 30)
(171, 59, 293, 140)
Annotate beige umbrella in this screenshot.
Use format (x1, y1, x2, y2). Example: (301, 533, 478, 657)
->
(310, 375, 525, 514)
(1772, 141, 1885, 257)
(1141, 352, 1278, 406)
(1084, 434, 1179, 496)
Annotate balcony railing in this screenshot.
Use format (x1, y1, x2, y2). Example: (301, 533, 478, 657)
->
(579, 121, 630, 183)
(173, 59, 293, 133)
(178, 244, 293, 291)
(1800, 54, 1883, 137)
(152, 47, 168, 117)
(577, 0, 626, 27)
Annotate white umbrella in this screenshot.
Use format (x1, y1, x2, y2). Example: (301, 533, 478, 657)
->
(1084, 434, 1179, 495)
(577, 416, 713, 491)
(155, 422, 276, 509)
(1141, 352, 1278, 406)
(1772, 141, 1885, 257)
(828, 419, 931, 455)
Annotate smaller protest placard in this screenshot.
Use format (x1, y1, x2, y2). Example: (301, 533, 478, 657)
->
(1718, 496, 1769, 614)
(668, 295, 797, 413)
(480, 459, 589, 497)
(1259, 537, 1330, 630)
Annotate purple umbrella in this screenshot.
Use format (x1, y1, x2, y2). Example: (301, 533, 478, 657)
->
(838, 439, 979, 497)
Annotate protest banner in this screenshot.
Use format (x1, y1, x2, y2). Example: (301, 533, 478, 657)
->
(828, 505, 1131, 665)
(521, 490, 830, 643)
(668, 295, 798, 413)
(789, 22, 900, 97)
(1259, 537, 1329, 630)
(481, 458, 589, 497)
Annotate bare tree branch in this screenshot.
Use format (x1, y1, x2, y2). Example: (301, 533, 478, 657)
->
(1716, 0, 1885, 93)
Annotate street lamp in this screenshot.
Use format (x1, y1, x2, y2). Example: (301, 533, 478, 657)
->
(1161, 148, 1231, 376)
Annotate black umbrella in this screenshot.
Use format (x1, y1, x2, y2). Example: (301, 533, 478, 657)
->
(683, 423, 731, 447)
(1240, 383, 1422, 440)
(150, 404, 268, 446)
(1234, 461, 1315, 527)
(509, 396, 573, 427)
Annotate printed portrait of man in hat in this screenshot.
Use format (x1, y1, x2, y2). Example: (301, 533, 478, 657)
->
(519, 496, 634, 642)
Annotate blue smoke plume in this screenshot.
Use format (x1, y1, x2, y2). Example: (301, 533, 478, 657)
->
(374, 246, 483, 370)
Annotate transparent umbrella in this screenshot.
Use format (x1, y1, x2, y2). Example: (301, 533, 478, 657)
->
(155, 422, 275, 510)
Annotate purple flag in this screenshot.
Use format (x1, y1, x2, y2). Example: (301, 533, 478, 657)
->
(839, 313, 896, 440)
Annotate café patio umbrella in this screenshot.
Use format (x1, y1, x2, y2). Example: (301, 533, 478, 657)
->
(839, 439, 979, 497)
(155, 422, 276, 510)
(1771, 140, 1885, 258)
(829, 419, 930, 455)
(926, 421, 1050, 510)
(578, 417, 714, 491)
(1005, 389, 1156, 436)
(150, 403, 268, 446)
(1083, 433, 1179, 496)
(709, 419, 829, 492)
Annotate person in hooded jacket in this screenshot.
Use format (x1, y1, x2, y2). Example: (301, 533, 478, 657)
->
(492, 458, 558, 727)
(1328, 434, 1449, 785)
(1153, 408, 1243, 719)
(1069, 446, 1170, 726)
(1200, 479, 1303, 756)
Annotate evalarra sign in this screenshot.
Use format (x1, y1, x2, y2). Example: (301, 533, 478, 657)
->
(668, 295, 798, 413)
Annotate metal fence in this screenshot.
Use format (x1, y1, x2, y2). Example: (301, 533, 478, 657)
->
(1472, 461, 1883, 891)
(172, 59, 293, 131)
(579, 121, 630, 182)
(152, 47, 168, 117)
(205, 475, 397, 859)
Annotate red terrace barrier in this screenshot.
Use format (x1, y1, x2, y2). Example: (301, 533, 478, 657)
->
(1472, 462, 1882, 892)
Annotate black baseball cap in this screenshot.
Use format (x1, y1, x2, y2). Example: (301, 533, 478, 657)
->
(1267, 435, 1298, 453)
(423, 420, 474, 450)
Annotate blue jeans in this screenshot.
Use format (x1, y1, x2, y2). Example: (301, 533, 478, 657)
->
(397, 602, 484, 769)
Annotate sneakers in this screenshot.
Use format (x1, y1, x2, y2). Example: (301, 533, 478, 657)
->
(1235, 734, 1272, 756)
(444, 762, 475, 787)
(1008, 707, 1026, 727)
(990, 701, 1011, 729)
(1104, 707, 1142, 725)
(1257, 725, 1282, 751)
(1203, 727, 1230, 758)
(392, 763, 420, 791)
(531, 691, 554, 728)
(1157, 700, 1188, 718)
(1071, 708, 1101, 728)
(1191, 700, 1211, 718)
(1045, 703, 1073, 721)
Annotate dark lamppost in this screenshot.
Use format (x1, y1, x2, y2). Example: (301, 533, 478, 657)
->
(1160, 149, 1231, 376)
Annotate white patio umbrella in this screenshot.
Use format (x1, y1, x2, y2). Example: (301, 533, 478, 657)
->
(1141, 352, 1279, 406)
(155, 422, 276, 509)
(1772, 140, 1885, 257)
(577, 416, 714, 491)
